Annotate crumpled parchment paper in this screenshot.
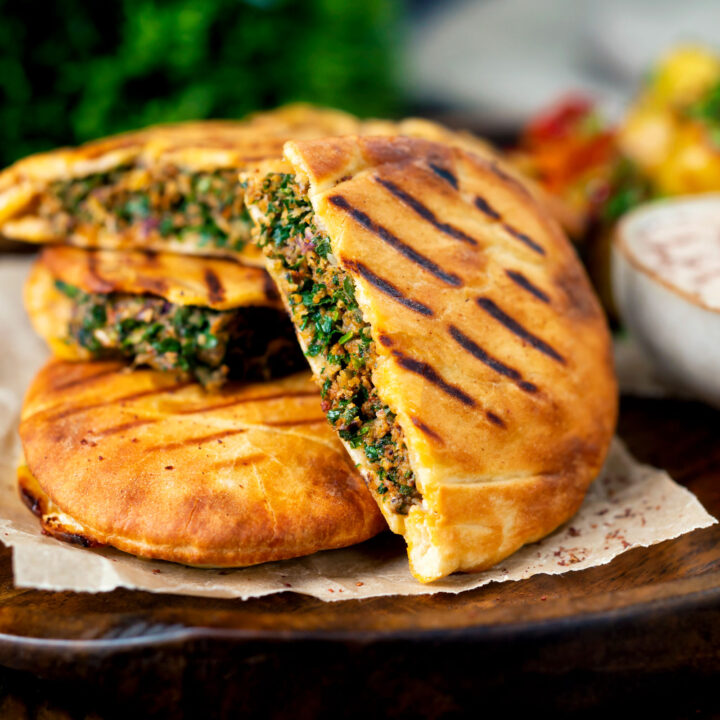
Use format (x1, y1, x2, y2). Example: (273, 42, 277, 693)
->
(0, 256, 715, 601)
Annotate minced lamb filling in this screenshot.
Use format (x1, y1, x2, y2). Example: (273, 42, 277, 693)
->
(249, 173, 421, 515)
(55, 280, 303, 390)
(40, 166, 251, 252)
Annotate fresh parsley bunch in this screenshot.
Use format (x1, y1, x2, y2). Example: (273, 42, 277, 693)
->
(0, 0, 401, 166)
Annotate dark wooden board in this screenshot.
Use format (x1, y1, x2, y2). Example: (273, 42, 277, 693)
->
(0, 395, 719, 719)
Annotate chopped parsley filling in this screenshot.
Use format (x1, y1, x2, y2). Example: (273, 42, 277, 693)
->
(55, 280, 303, 389)
(249, 173, 421, 514)
(41, 167, 252, 252)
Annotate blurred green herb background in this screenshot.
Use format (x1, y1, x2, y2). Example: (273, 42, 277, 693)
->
(0, 0, 402, 167)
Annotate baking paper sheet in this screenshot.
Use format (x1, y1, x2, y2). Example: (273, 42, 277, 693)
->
(0, 256, 715, 601)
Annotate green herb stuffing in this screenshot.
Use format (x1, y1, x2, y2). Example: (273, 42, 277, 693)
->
(55, 280, 302, 389)
(43, 167, 251, 253)
(251, 173, 420, 515)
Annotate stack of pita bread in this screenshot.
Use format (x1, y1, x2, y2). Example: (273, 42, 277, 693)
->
(1, 105, 616, 582)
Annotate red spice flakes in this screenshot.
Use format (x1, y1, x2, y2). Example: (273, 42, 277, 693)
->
(165, 465, 174, 470)
(568, 526, 580, 537)
(98, 456, 104, 461)
(152, 569, 162, 575)
(328, 588, 335, 593)
(540, 595, 547, 602)
(553, 546, 588, 566)
(283, 582, 292, 588)
(605, 529, 631, 549)
(131, 438, 139, 443)
(356, 582, 364, 587)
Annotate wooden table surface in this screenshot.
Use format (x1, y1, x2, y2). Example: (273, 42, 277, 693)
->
(0, 394, 719, 719)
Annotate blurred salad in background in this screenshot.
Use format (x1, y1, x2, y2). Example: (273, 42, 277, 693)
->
(511, 45, 720, 314)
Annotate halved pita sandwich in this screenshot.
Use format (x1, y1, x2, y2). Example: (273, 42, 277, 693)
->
(18, 360, 385, 566)
(0, 105, 361, 266)
(244, 135, 617, 582)
(25, 245, 304, 389)
(0, 103, 574, 264)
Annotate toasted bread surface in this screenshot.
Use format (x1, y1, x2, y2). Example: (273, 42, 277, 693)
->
(19, 360, 386, 566)
(250, 135, 616, 581)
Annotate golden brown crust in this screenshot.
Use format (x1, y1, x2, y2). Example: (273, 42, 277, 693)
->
(19, 360, 386, 567)
(18, 462, 103, 549)
(275, 135, 617, 581)
(0, 104, 575, 257)
(24, 246, 284, 358)
(0, 105, 365, 263)
(23, 260, 87, 360)
(36, 245, 281, 309)
(360, 117, 582, 236)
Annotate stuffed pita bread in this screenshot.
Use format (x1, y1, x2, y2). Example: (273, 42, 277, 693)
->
(244, 135, 617, 582)
(19, 360, 385, 566)
(25, 246, 304, 388)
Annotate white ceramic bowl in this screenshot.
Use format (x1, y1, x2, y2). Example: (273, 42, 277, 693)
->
(612, 194, 720, 407)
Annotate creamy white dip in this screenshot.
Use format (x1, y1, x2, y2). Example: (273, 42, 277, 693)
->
(622, 195, 720, 310)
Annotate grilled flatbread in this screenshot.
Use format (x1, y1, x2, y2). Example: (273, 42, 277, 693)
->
(25, 245, 304, 388)
(364, 117, 583, 236)
(244, 135, 617, 582)
(0, 105, 361, 265)
(0, 101, 575, 263)
(18, 360, 385, 566)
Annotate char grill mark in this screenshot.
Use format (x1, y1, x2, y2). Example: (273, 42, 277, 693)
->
(485, 411, 506, 428)
(151, 428, 249, 452)
(263, 416, 325, 428)
(96, 418, 158, 438)
(473, 198, 545, 256)
(505, 269, 551, 303)
(502, 223, 545, 255)
(141, 250, 160, 266)
(86, 252, 114, 293)
(410, 416, 444, 444)
(177, 389, 319, 415)
(342, 259, 433, 316)
(137, 276, 168, 295)
(488, 161, 530, 197)
(476, 297, 565, 363)
(391, 349, 475, 407)
(375, 176, 477, 246)
(210, 453, 266, 470)
(428, 163, 458, 189)
(203, 268, 225, 304)
(47, 382, 193, 422)
(448, 325, 539, 394)
(328, 194, 462, 287)
(474, 196, 501, 220)
(52, 365, 121, 392)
